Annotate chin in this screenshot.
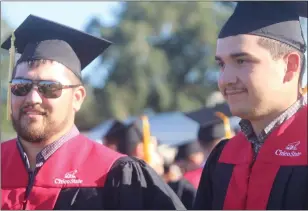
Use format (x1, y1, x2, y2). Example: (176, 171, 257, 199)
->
(19, 130, 47, 143)
(12, 119, 47, 142)
(228, 104, 252, 119)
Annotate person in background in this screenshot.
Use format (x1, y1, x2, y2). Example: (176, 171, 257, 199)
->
(197, 119, 230, 162)
(183, 120, 229, 189)
(117, 121, 165, 176)
(174, 141, 205, 173)
(1, 15, 185, 210)
(194, 2, 307, 210)
(102, 120, 126, 151)
(159, 144, 197, 210)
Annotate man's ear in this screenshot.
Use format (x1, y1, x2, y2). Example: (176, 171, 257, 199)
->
(283, 52, 301, 83)
(72, 86, 86, 112)
(134, 142, 144, 159)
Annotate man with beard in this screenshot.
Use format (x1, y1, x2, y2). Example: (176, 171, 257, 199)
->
(1, 15, 185, 210)
(194, 2, 307, 210)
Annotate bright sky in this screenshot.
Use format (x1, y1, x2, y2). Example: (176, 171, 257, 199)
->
(2, 1, 121, 86)
(2, 2, 120, 30)
(2, 2, 307, 87)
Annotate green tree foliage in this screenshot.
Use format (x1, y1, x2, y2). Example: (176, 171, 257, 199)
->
(1, 19, 15, 140)
(83, 2, 233, 124)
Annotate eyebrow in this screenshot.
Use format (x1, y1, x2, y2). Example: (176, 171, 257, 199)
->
(13, 77, 58, 82)
(13, 76, 28, 80)
(215, 52, 259, 61)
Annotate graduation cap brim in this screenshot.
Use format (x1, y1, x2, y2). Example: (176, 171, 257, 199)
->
(229, 1, 308, 18)
(117, 122, 144, 155)
(1, 14, 112, 71)
(105, 120, 126, 135)
(184, 103, 232, 126)
(219, 1, 307, 52)
(104, 120, 127, 142)
(185, 103, 234, 142)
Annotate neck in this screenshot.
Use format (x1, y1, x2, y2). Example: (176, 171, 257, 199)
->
(20, 124, 75, 170)
(250, 95, 299, 136)
(203, 139, 221, 160)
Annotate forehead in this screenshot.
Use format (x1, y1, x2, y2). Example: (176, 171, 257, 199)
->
(14, 61, 70, 82)
(216, 34, 270, 58)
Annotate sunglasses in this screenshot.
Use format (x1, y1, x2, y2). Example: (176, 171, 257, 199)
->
(10, 78, 82, 99)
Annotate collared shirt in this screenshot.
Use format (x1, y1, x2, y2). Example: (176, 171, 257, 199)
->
(239, 94, 307, 156)
(17, 125, 80, 172)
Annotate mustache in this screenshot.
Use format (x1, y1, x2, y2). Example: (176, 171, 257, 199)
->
(20, 105, 47, 115)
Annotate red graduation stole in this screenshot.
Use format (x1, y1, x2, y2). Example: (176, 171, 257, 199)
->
(1, 135, 125, 210)
(219, 105, 307, 210)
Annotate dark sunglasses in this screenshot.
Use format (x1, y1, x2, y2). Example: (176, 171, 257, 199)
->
(10, 78, 82, 99)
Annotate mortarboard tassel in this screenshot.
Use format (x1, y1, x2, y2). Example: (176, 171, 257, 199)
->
(215, 111, 233, 139)
(7, 32, 16, 120)
(141, 115, 151, 164)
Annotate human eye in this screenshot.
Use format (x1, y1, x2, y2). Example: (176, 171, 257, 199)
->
(216, 60, 225, 69)
(236, 58, 246, 64)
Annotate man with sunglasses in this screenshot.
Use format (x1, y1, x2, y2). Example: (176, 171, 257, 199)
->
(1, 15, 185, 210)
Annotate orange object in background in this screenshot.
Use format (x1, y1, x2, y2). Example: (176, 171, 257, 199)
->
(141, 115, 151, 164)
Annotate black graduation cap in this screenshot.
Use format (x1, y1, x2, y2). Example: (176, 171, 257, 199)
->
(104, 120, 126, 144)
(117, 122, 144, 155)
(1, 14, 112, 81)
(219, 1, 308, 53)
(185, 103, 233, 145)
(197, 119, 226, 145)
(185, 103, 232, 126)
(174, 140, 203, 162)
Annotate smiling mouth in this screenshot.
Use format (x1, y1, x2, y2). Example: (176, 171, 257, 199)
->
(21, 111, 47, 117)
(24, 112, 43, 115)
(225, 89, 247, 96)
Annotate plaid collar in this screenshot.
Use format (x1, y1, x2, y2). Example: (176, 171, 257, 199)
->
(239, 94, 307, 153)
(16, 125, 80, 171)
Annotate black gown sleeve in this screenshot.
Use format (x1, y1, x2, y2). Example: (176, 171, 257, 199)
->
(193, 139, 228, 210)
(168, 178, 197, 210)
(103, 156, 186, 210)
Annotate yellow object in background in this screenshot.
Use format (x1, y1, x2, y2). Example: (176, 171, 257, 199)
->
(215, 111, 233, 139)
(141, 115, 151, 164)
(7, 32, 16, 121)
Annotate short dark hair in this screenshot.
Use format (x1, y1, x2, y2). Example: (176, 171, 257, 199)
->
(257, 37, 306, 85)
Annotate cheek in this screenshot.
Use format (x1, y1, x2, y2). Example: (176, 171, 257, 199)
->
(245, 66, 281, 102)
(218, 74, 223, 89)
(238, 64, 264, 89)
(218, 72, 226, 93)
(11, 97, 23, 115)
(52, 96, 73, 115)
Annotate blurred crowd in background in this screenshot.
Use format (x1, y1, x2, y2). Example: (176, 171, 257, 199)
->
(92, 96, 239, 209)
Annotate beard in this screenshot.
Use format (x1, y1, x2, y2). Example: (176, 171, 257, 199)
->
(11, 109, 69, 143)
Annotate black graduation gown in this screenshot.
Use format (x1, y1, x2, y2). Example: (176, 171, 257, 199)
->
(168, 178, 197, 210)
(194, 139, 308, 210)
(54, 156, 186, 210)
(194, 105, 308, 210)
(2, 136, 186, 210)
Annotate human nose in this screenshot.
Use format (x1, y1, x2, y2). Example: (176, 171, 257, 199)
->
(219, 66, 237, 86)
(24, 86, 43, 105)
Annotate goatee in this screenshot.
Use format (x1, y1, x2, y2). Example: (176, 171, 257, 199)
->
(11, 113, 49, 143)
